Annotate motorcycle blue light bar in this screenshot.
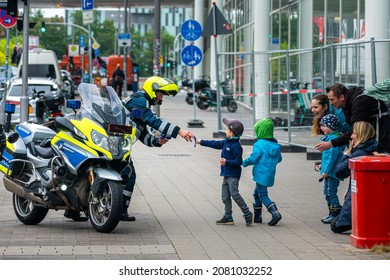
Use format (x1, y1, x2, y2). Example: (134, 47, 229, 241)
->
(66, 100, 81, 109)
(5, 103, 16, 114)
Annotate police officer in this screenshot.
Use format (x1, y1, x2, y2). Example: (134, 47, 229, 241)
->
(120, 76, 194, 221)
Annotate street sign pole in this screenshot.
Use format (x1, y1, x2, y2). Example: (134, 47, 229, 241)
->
(20, 0, 30, 123)
(0, 28, 10, 126)
(88, 24, 92, 79)
(123, 0, 128, 97)
(154, 0, 161, 117)
(82, 0, 94, 81)
(80, 35, 85, 77)
(180, 19, 204, 128)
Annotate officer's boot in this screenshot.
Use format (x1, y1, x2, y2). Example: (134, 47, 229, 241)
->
(253, 205, 262, 223)
(120, 195, 136, 221)
(267, 202, 282, 226)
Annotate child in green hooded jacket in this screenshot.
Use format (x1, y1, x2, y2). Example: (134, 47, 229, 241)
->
(242, 118, 283, 226)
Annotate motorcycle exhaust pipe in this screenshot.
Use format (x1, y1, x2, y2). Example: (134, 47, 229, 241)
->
(3, 177, 44, 204)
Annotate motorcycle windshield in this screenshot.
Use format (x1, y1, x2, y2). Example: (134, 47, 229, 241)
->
(77, 83, 128, 128)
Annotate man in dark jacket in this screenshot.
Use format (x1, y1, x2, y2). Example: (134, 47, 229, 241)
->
(315, 83, 390, 153)
(112, 64, 125, 98)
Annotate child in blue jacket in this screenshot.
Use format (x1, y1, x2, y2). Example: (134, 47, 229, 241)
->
(196, 118, 253, 226)
(318, 114, 345, 224)
(242, 118, 282, 226)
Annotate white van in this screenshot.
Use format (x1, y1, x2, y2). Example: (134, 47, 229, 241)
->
(17, 48, 63, 89)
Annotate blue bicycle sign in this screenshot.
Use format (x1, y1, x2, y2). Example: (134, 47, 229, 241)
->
(181, 45, 203, 67)
(181, 19, 202, 41)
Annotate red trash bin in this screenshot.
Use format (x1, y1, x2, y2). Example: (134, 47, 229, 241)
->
(349, 156, 390, 249)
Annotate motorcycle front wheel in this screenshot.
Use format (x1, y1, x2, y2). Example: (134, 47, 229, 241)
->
(89, 180, 123, 233)
(185, 95, 194, 105)
(227, 100, 238, 113)
(13, 194, 49, 225)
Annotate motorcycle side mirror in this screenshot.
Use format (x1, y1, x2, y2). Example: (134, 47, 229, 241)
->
(7, 132, 19, 144)
(37, 90, 46, 98)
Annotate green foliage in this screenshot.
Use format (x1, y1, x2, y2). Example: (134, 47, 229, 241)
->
(370, 244, 390, 254)
(129, 27, 174, 77)
(71, 10, 116, 56)
(0, 35, 23, 66)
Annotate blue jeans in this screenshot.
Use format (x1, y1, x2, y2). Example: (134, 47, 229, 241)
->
(221, 176, 250, 219)
(253, 183, 273, 208)
(323, 177, 341, 208)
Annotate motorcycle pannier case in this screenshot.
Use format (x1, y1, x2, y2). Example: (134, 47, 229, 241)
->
(0, 138, 27, 177)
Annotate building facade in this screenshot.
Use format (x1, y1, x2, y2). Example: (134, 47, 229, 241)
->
(200, 0, 390, 119)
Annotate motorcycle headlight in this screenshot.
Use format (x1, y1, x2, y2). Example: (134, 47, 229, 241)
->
(91, 129, 109, 150)
(107, 136, 123, 156)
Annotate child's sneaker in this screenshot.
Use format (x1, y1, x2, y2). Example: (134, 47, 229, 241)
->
(244, 212, 253, 227)
(216, 216, 234, 225)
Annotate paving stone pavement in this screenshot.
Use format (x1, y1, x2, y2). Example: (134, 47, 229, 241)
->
(0, 90, 389, 260)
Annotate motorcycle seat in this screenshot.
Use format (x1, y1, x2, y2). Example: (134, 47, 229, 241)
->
(33, 143, 54, 159)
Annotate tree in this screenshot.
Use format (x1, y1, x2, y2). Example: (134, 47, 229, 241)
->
(129, 28, 175, 77)
(71, 10, 116, 57)
(29, 10, 70, 59)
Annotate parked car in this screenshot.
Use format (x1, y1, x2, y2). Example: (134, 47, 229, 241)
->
(5, 77, 65, 125)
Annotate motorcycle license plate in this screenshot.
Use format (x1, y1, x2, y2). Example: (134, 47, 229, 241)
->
(108, 124, 133, 135)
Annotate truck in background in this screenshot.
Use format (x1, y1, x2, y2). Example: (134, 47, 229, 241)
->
(106, 55, 132, 89)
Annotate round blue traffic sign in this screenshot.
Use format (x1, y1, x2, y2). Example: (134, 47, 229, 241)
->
(0, 9, 17, 28)
(181, 19, 202, 41)
(181, 45, 203, 67)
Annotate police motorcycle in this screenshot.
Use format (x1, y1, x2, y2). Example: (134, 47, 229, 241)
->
(0, 83, 135, 233)
(195, 76, 238, 113)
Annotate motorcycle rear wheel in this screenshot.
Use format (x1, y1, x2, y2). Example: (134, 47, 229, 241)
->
(13, 194, 49, 225)
(89, 180, 123, 233)
(196, 98, 209, 110)
(227, 100, 238, 113)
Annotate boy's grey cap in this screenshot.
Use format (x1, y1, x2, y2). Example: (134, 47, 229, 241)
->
(223, 117, 244, 136)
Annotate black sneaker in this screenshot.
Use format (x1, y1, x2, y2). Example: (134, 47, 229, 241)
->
(216, 216, 234, 225)
(244, 212, 253, 227)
